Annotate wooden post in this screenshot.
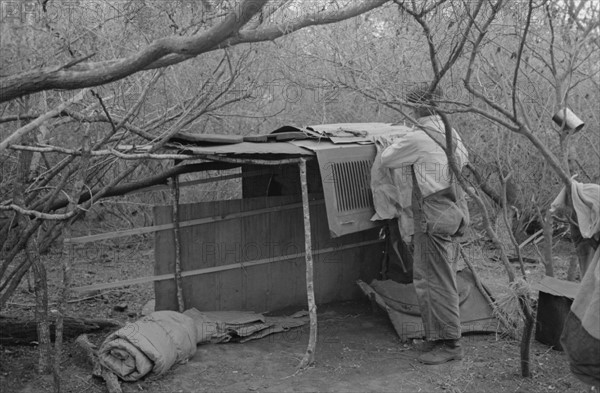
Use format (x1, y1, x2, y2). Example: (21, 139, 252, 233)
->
(55, 124, 91, 391)
(541, 209, 554, 277)
(170, 175, 185, 313)
(298, 158, 317, 369)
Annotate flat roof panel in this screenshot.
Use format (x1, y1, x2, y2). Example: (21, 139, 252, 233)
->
(183, 142, 315, 156)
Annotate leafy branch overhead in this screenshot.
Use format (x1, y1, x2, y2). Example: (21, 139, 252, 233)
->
(0, 0, 390, 103)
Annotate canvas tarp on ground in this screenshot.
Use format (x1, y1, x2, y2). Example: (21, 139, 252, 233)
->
(358, 269, 498, 342)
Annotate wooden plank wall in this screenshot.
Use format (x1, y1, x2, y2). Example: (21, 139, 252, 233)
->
(154, 195, 382, 312)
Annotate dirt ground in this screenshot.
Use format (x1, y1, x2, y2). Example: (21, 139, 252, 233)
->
(0, 236, 593, 393)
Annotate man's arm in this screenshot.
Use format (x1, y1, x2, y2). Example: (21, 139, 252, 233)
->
(380, 133, 425, 169)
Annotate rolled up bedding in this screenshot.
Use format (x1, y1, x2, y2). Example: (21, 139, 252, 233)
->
(99, 311, 197, 381)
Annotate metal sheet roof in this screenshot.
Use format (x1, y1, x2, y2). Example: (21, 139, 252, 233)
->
(290, 139, 369, 152)
(307, 123, 413, 144)
(181, 141, 315, 156)
(160, 123, 413, 158)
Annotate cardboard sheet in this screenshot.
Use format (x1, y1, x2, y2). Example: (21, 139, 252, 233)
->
(183, 308, 309, 344)
(357, 269, 498, 341)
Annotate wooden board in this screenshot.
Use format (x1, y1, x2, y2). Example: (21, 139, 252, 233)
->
(72, 241, 382, 294)
(154, 206, 177, 311)
(242, 132, 310, 143)
(273, 132, 309, 141)
(170, 132, 243, 145)
(154, 195, 382, 312)
(243, 135, 269, 143)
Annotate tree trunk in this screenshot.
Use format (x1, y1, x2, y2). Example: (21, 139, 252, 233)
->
(9, 97, 54, 373)
(520, 295, 535, 377)
(541, 210, 554, 277)
(30, 255, 51, 373)
(0, 316, 122, 346)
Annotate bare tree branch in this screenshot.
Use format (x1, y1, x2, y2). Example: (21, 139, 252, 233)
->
(45, 162, 238, 213)
(0, 0, 391, 103)
(511, 0, 534, 119)
(0, 90, 89, 152)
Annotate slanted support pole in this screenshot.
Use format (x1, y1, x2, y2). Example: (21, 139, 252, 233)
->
(298, 158, 317, 369)
(169, 175, 185, 313)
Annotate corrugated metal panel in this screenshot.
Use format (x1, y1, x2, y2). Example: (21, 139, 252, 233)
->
(332, 160, 373, 211)
(315, 145, 380, 237)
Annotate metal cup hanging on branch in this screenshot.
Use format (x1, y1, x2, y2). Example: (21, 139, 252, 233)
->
(552, 107, 585, 133)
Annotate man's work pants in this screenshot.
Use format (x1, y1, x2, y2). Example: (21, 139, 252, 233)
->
(411, 166, 461, 341)
(412, 230, 461, 340)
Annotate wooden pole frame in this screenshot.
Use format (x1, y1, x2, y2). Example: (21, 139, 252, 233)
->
(169, 175, 185, 312)
(70, 239, 382, 293)
(64, 200, 326, 244)
(298, 158, 317, 369)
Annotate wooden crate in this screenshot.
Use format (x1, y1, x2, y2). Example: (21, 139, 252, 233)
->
(535, 276, 580, 351)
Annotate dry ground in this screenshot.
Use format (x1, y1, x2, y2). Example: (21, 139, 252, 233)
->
(0, 234, 592, 393)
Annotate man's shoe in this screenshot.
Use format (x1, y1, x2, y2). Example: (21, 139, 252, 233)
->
(417, 343, 464, 365)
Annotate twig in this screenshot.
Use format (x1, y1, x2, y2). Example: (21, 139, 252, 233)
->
(8, 290, 118, 306)
(90, 90, 118, 135)
(518, 229, 544, 249)
(500, 172, 527, 277)
(511, 0, 534, 119)
(59, 53, 96, 70)
(66, 293, 106, 304)
(0, 203, 79, 220)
